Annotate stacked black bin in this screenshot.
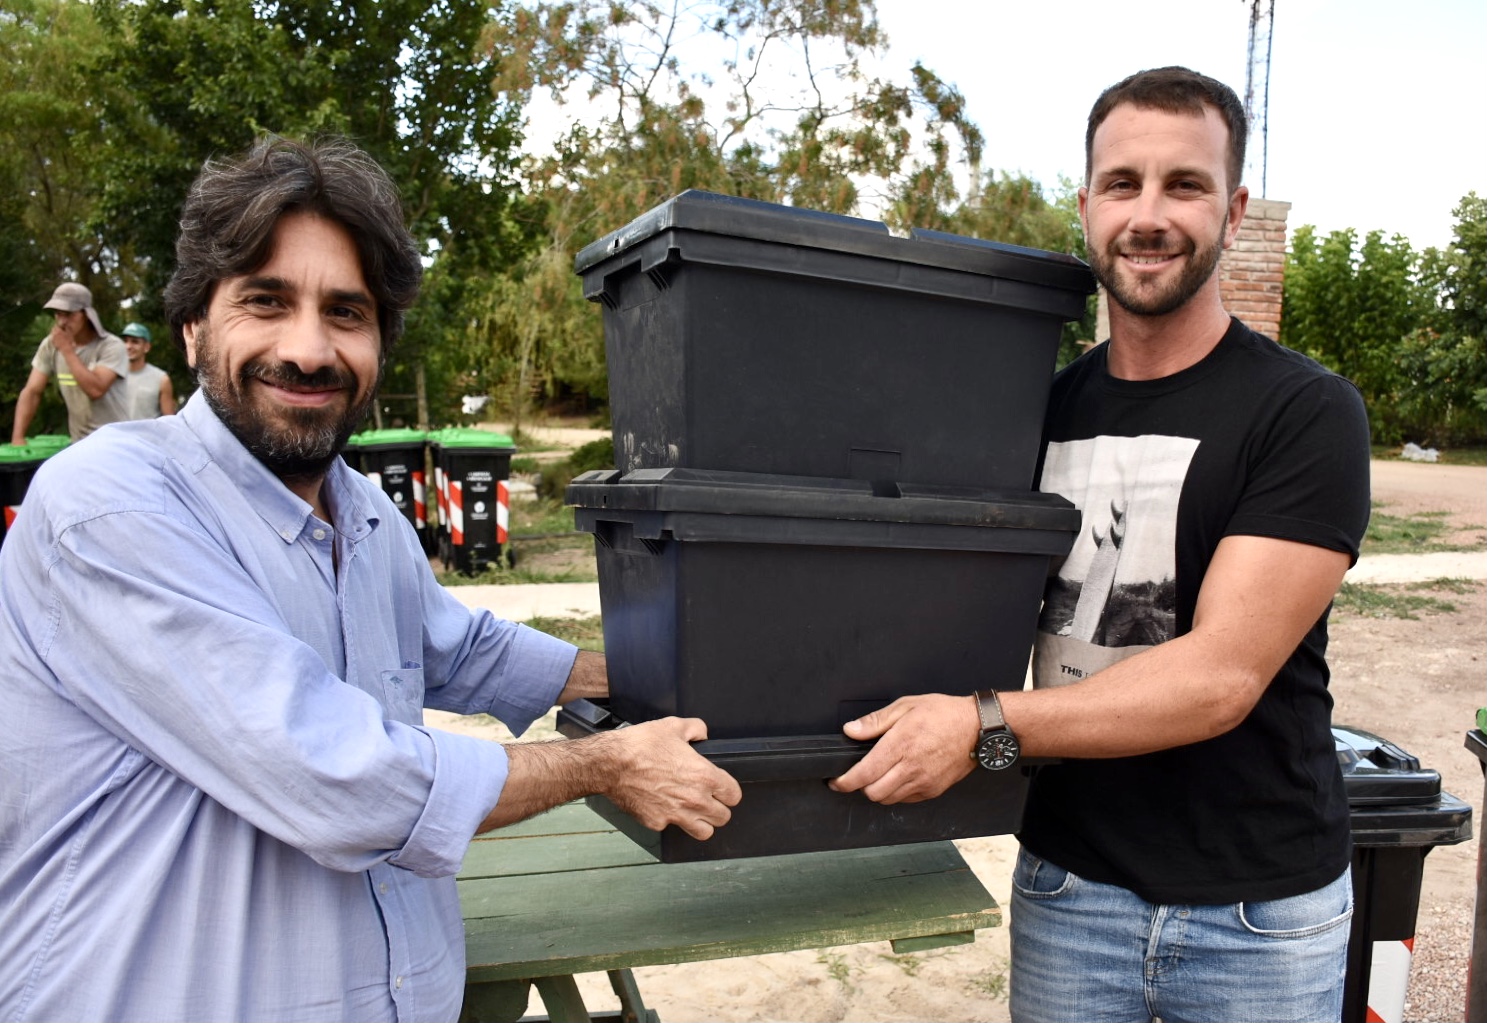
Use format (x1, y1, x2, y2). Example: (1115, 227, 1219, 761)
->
(1336, 725, 1472, 1023)
(563, 191, 1095, 861)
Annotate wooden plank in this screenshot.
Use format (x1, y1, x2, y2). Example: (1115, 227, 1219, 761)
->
(460, 829, 655, 881)
(472, 802, 612, 840)
(460, 840, 999, 983)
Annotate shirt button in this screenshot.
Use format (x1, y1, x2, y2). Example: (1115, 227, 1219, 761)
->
(312, 528, 327, 540)
(379, 882, 388, 894)
(395, 976, 404, 990)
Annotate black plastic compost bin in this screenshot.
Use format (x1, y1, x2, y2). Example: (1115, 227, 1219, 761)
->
(561, 466, 1079, 862)
(574, 190, 1095, 491)
(348, 428, 431, 552)
(1335, 724, 1473, 1023)
(0, 440, 64, 548)
(434, 428, 516, 575)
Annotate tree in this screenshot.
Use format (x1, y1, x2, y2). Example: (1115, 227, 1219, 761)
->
(1281, 224, 1432, 443)
(86, 0, 529, 425)
(1282, 199, 1486, 446)
(1398, 193, 1487, 444)
(469, 0, 1062, 422)
(0, 0, 145, 432)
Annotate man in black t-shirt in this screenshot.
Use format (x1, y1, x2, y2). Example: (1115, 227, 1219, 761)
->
(831, 67, 1369, 1022)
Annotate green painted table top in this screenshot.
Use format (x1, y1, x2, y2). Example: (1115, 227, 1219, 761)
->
(458, 802, 1000, 985)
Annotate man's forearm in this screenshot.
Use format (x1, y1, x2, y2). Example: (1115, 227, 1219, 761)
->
(477, 732, 620, 832)
(11, 389, 40, 444)
(60, 349, 114, 399)
(555, 649, 608, 705)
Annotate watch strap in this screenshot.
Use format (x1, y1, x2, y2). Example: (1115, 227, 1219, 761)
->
(975, 689, 1006, 733)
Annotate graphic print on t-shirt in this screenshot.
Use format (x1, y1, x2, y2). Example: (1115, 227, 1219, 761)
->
(1033, 434, 1198, 688)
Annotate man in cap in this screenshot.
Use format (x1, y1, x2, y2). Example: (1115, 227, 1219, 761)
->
(120, 321, 178, 418)
(10, 282, 132, 444)
(0, 137, 741, 1021)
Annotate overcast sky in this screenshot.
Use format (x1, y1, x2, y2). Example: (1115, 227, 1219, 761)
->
(868, 0, 1484, 251)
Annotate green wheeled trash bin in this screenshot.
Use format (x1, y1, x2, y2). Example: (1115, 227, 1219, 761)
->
(1, 439, 65, 548)
(434, 428, 516, 575)
(1336, 724, 1473, 1023)
(348, 428, 432, 553)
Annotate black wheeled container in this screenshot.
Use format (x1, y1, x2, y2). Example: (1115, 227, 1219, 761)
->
(561, 466, 1078, 861)
(1335, 724, 1472, 1023)
(574, 190, 1095, 491)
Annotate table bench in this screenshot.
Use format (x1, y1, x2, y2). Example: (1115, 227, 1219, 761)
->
(458, 801, 1000, 1022)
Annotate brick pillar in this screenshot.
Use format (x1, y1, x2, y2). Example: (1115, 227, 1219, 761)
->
(1219, 196, 1290, 339)
(1092, 196, 1291, 342)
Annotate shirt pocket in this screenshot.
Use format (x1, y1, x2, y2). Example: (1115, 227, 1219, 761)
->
(379, 666, 425, 725)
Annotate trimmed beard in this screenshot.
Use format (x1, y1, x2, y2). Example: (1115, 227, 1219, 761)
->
(192, 321, 380, 483)
(1088, 229, 1224, 318)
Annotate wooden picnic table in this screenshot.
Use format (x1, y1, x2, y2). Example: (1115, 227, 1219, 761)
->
(457, 801, 1001, 1023)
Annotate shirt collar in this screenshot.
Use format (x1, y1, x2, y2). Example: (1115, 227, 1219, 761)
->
(179, 392, 380, 545)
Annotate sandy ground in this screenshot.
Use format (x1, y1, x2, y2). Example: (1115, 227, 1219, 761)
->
(430, 458, 1486, 1023)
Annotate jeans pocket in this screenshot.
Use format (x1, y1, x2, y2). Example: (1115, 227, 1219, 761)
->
(1238, 870, 1354, 938)
(1011, 847, 1076, 900)
(379, 666, 425, 725)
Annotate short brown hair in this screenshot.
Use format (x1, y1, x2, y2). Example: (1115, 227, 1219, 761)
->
(1085, 66, 1248, 194)
(164, 136, 422, 354)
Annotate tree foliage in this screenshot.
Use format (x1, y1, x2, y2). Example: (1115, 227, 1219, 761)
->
(1281, 196, 1486, 446)
(84, 0, 529, 425)
(463, 0, 1089, 422)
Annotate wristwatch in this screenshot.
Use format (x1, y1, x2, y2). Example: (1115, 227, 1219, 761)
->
(972, 689, 1021, 771)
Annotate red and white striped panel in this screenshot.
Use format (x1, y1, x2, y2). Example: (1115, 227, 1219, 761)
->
(448, 480, 465, 546)
(496, 480, 509, 545)
(1365, 937, 1413, 1023)
(412, 470, 426, 531)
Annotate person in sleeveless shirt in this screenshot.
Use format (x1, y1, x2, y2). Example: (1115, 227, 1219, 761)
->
(120, 321, 178, 419)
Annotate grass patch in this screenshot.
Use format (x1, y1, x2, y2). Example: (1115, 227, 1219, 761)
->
(1362, 504, 1478, 554)
(512, 496, 578, 537)
(434, 496, 595, 586)
(1333, 577, 1473, 619)
(522, 615, 605, 651)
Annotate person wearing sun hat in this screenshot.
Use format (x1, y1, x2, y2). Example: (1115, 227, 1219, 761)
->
(10, 281, 131, 443)
(120, 321, 177, 419)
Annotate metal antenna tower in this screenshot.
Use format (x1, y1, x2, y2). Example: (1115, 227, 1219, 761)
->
(1243, 0, 1275, 196)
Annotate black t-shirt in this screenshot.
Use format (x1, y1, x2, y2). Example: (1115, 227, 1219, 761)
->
(1021, 317, 1371, 904)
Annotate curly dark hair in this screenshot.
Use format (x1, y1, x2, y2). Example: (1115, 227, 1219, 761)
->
(163, 136, 422, 354)
(1085, 66, 1248, 195)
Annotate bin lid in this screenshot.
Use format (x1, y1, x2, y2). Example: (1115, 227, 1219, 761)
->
(0, 443, 46, 466)
(26, 434, 70, 454)
(433, 427, 515, 450)
(350, 427, 427, 450)
(574, 189, 1096, 298)
(1466, 728, 1487, 767)
(567, 466, 1078, 556)
(1335, 724, 1473, 849)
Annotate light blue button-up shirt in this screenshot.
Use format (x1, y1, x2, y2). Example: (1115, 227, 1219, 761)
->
(0, 396, 576, 1021)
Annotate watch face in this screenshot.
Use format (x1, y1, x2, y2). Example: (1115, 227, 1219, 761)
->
(976, 731, 1021, 771)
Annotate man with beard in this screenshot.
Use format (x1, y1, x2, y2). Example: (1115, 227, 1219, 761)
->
(830, 67, 1370, 1021)
(0, 137, 740, 1023)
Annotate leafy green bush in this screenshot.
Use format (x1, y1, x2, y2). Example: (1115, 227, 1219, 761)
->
(535, 435, 614, 501)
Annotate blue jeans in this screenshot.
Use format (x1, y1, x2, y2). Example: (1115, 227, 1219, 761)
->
(1009, 847, 1352, 1023)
